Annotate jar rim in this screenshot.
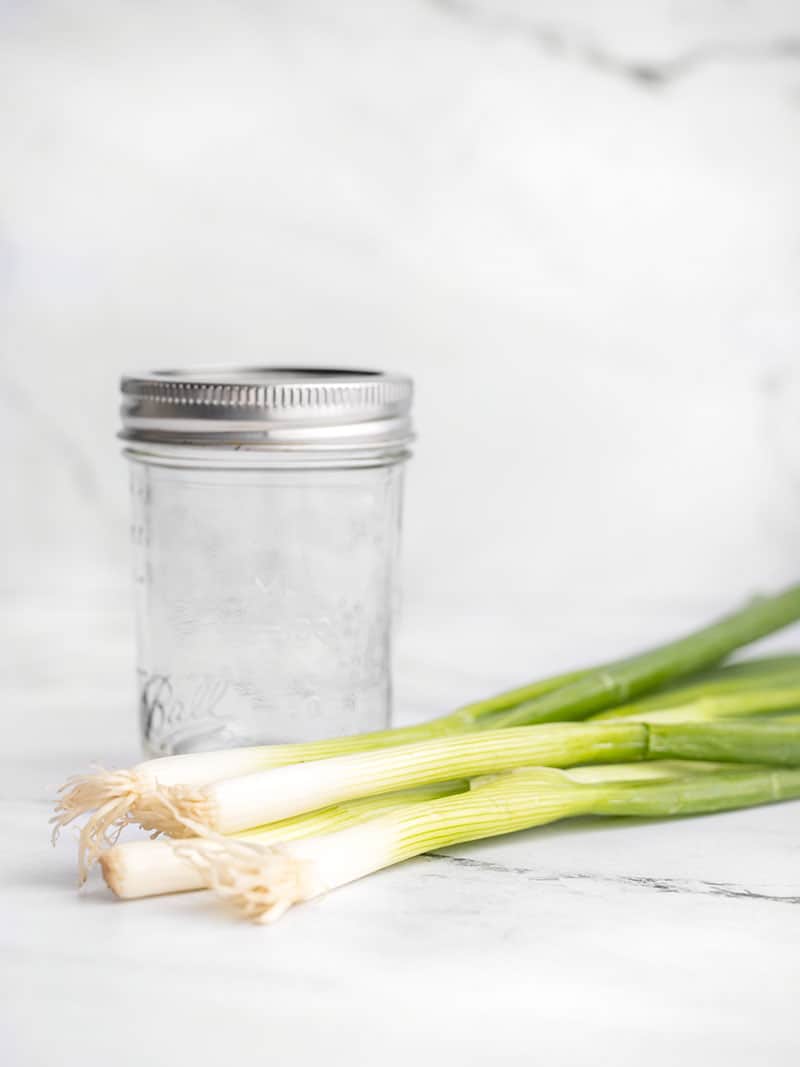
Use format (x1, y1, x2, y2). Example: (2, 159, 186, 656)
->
(120, 366, 414, 458)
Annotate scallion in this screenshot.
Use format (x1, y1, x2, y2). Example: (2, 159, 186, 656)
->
(132, 718, 800, 838)
(173, 763, 800, 923)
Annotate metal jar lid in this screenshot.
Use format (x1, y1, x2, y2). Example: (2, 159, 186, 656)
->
(120, 366, 414, 467)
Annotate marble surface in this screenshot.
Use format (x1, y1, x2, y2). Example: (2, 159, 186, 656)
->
(3, 594, 800, 1066)
(3, 2, 800, 1063)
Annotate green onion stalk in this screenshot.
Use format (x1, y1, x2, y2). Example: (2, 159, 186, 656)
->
(173, 763, 800, 924)
(53, 583, 800, 879)
(486, 585, 800, 731)
(589, 666, 800, 724)
(684, 654, 800, 682)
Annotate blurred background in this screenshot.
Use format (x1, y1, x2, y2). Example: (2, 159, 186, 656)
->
(3, 0, 800, 729)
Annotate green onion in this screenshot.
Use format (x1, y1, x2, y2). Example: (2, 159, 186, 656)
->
(174, 764, 800, 923)
(100, 760, 717, 902)
(53, 582, 800, 879)
(136, 717, 800, 837)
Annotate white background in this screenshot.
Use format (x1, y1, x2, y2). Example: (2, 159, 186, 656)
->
(3, 5, 800, 1065)
(4, 0, 800, 624)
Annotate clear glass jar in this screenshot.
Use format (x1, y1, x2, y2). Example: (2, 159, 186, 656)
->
(120, 368, 413, 755)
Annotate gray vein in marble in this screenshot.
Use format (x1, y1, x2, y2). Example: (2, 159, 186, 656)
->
(432, 0, 800, 88)
(427, 851, 800, 904)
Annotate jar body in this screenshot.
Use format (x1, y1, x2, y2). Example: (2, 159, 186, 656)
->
(129, 456, 405, 755)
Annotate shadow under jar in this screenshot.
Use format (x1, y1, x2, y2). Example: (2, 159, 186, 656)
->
(120, 367, 414, 756)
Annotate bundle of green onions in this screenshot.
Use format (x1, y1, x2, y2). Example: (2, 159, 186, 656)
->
(53, 584, 800, 923)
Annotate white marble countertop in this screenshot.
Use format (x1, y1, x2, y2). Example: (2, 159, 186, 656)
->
(5, 1, 800, 1062)
(3, 593, 800, 1066)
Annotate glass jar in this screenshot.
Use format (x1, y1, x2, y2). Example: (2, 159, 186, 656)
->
(120, 367, 413, 756)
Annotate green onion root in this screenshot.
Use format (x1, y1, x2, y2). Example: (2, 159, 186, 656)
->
(99, 780, 468, 899)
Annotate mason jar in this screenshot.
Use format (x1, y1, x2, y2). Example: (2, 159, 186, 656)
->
(120, 367, 413, 756)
